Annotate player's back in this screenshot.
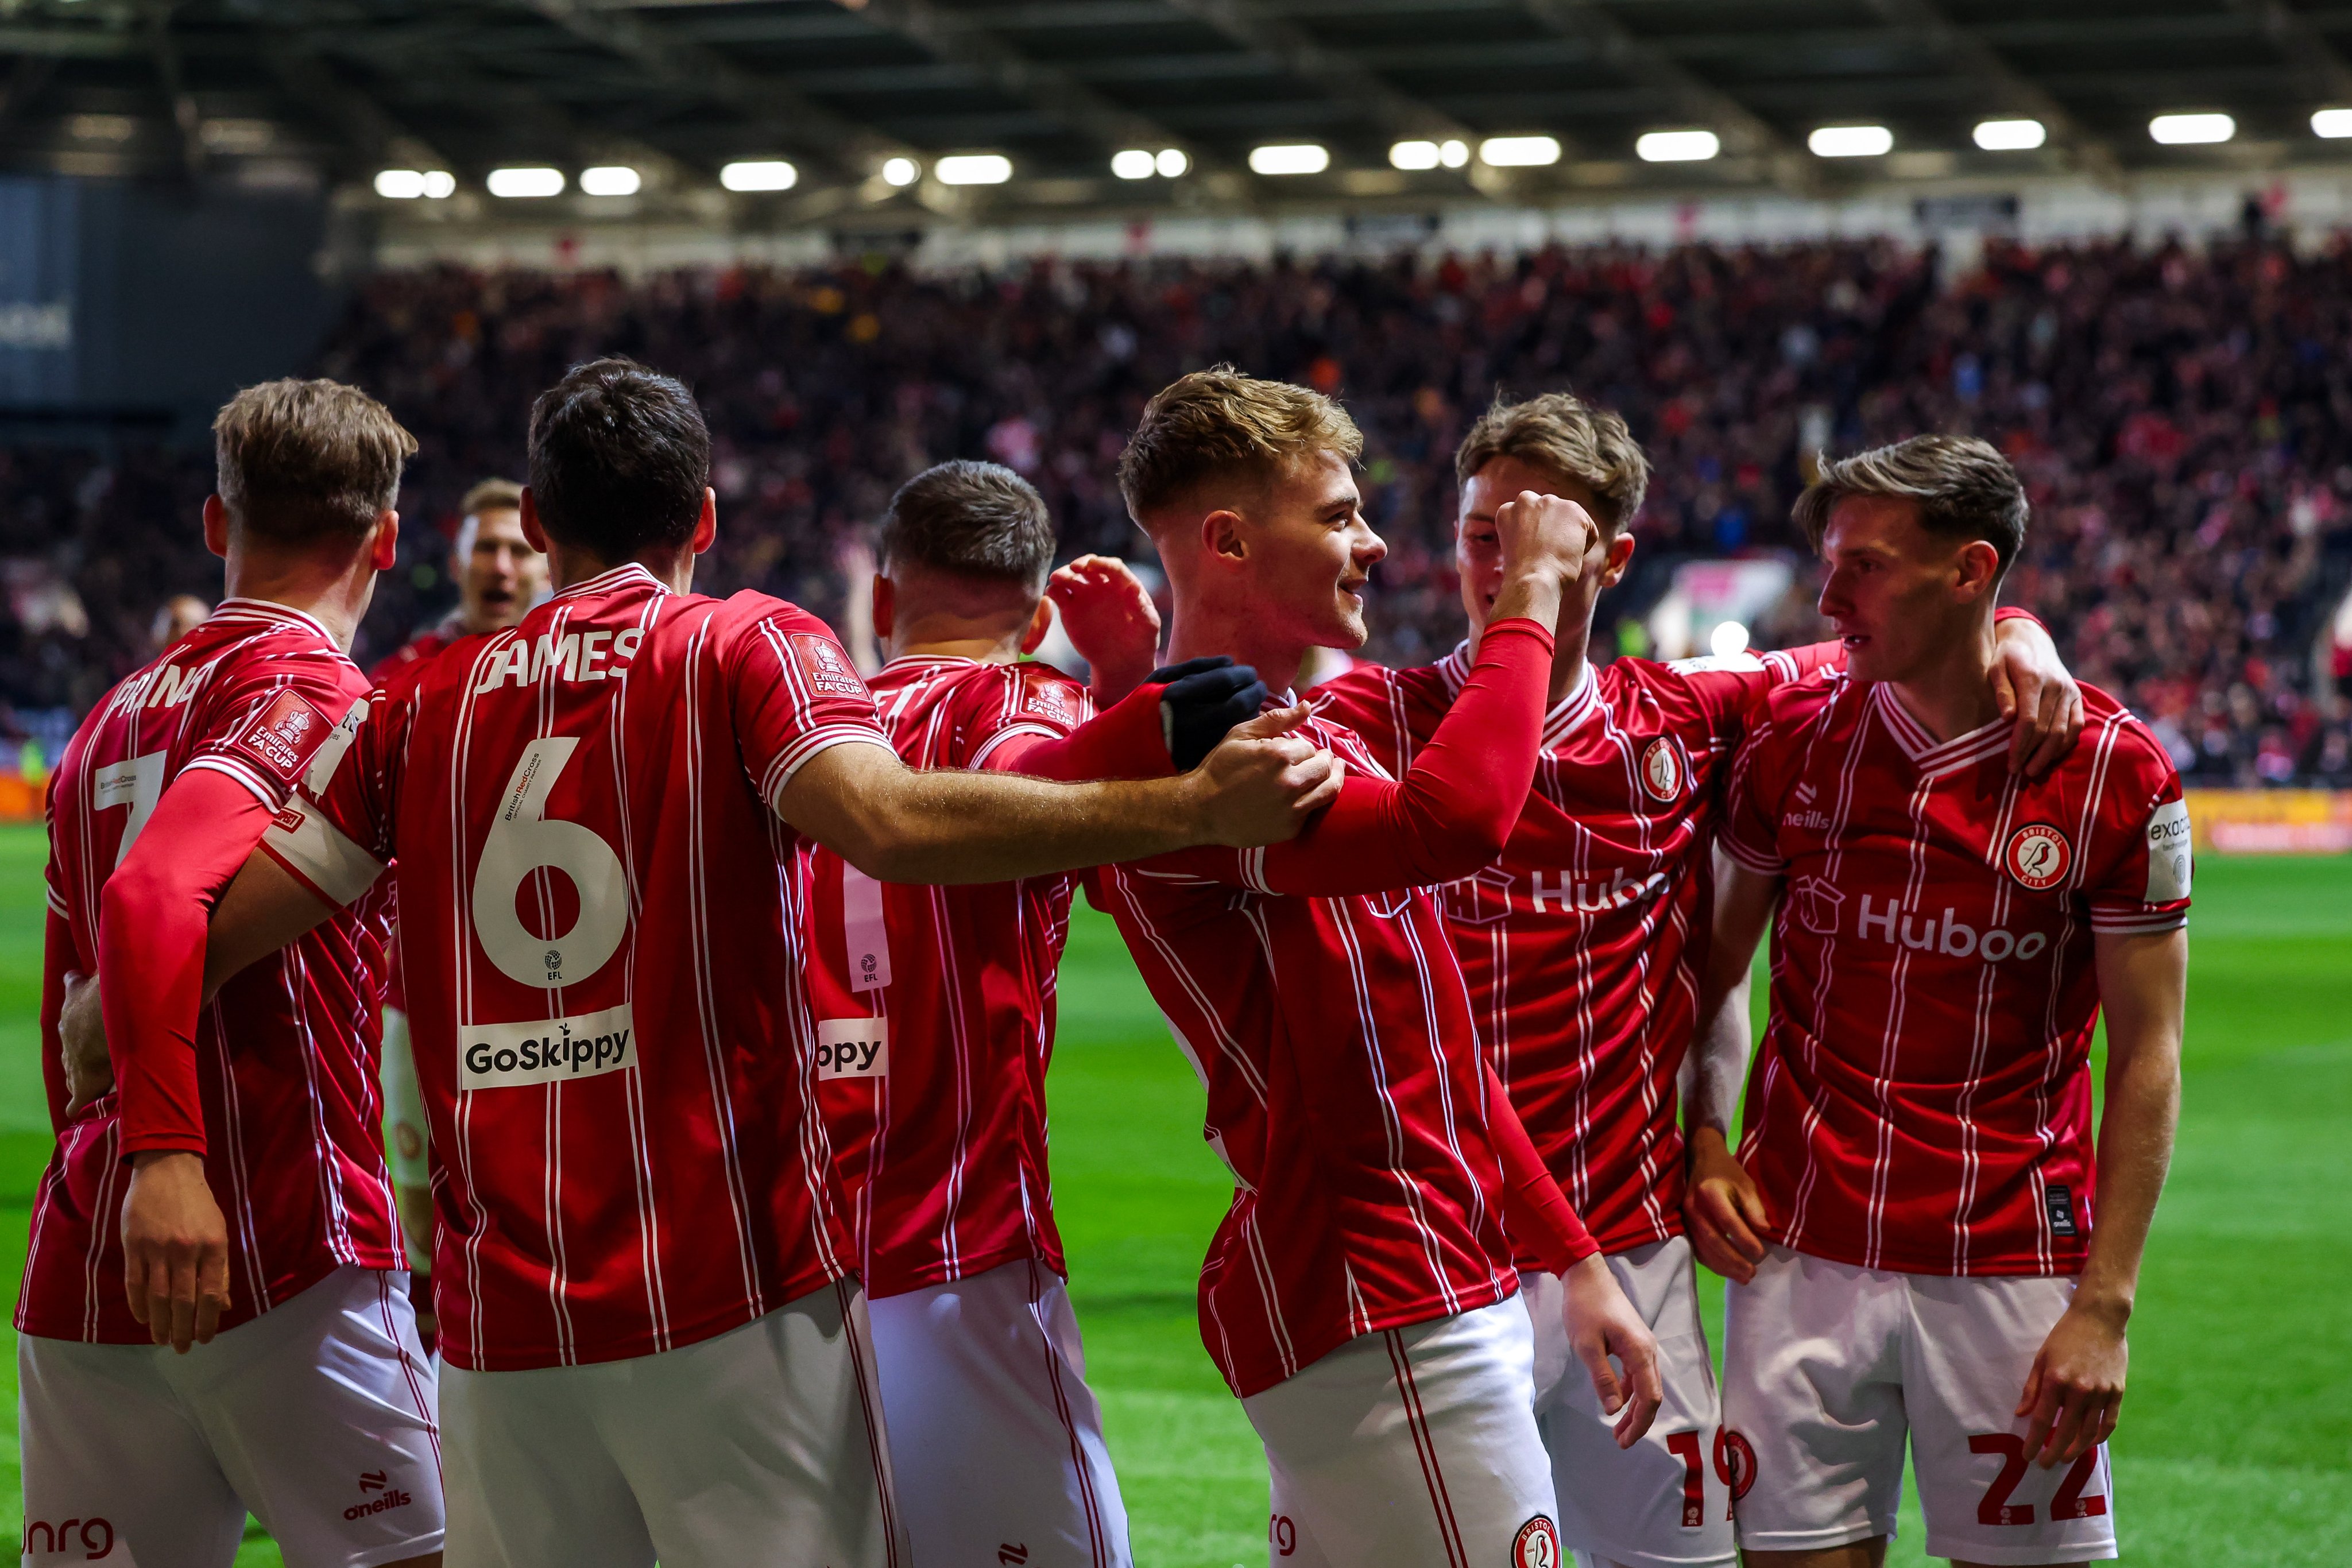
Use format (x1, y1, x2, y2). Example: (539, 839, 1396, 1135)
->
(806, 656, 1090, 1295)
(292, 562, 889, 1370)
(24, 600, 397, 1344)
(1719, 668, 2191, 1276)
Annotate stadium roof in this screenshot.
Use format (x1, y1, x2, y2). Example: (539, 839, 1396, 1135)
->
(8, 0, 2352, 223)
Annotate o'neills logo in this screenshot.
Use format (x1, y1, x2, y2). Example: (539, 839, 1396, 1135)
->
(345, 1470, 414, 1521)
(462, 1002, 635, 1090)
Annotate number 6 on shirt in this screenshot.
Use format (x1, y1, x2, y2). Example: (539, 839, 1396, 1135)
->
(471, 737, 629, 989)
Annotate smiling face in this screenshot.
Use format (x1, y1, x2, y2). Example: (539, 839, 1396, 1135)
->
(1456, 454, 1631, 638)
(1815, 493, 1999, 684)
(1226, 448, 1387, 652)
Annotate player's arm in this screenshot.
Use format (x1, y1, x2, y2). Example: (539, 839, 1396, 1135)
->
(986, 659, 1268, 782)
(1485, 1062, 1662, 1445)
(99, 768, 282, 1353)
(1045, 553, 1162, 705)
(39, 909, 74, 1135)
(2017, 925, 2186, 1468)
(1682, 853, 1780, 1285)
(779, 706, 1341, 885)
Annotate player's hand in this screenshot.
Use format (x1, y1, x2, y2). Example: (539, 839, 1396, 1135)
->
(2017, 1297, 2127, 1467)
(1188, 703, 1344, 846)
(1154, 657, 1270, 772)
(59, 969, 115, 1117)
(1684, 1126, 1769, 1284)
(1047, 555, 1162, 703)
(122, 1151, 232, 1353)
(1561, 1253, 1664, 1447)
(1494, 490, 1601, 590)
(1990, 616, 2084, 779)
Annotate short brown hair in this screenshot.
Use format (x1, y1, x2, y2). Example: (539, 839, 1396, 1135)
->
(212, 378, 416, 545)
(1793, 434, 2029, 576)
(1118, 366, 1363, 524)
(1455, 392, 1649, 532)
(881, 460, 1055, 590)
(528, 359, 710, 561)
(459, 477, 524, 519)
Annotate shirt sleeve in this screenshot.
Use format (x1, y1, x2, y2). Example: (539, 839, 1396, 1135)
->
(982, 674, 1170, 780)
(728, 607, 895, 814)
(1718, 708, 1790, 876)
(2083, 736, 2192, 935)
(1146, 618, 1554, 898)
(1485, 1058, 1599, 1275)
(255, 686, 400, 910)
(184, 655, 363, 812)
(960, 664, 1094, 772)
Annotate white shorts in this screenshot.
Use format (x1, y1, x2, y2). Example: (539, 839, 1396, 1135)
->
(1722, 1246, 2119, 1566)
(18, 1266, 443, 1568)
(439, 1277, 907, 1568)
(867, 1256, 1131, 1568)
(1524, 1238, 1734, 1568)
(1243, 1295, 1561, 1568)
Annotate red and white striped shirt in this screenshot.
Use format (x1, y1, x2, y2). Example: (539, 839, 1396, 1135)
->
(260, 563, 893, 1370)
(1314, 641, 1835, 1257)
(805, 657, 1094, 1298)
(1090, 620, 1569, 1397)
(20, 599, 400, 1343)
(369, 624, 477, 1019)
(1719, 670, 2191, 1276)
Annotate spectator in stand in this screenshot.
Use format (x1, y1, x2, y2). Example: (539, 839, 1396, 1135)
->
(3, 237, 2350, 779)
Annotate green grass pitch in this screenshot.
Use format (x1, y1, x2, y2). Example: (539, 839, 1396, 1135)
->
(0, 823, 2345, 1565)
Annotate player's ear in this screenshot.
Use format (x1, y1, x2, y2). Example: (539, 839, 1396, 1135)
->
(517, 489, 552, 555)
(1019, 596, 1053, 655)
(691, 487, 718, 556)
(369, 509, 401, 572)
(871, 574, 895, 641)
(1203, 507, 1248, 567)
(1602, 528, 1637, 588)
(1954, 539, 2002, 602)
(202, 495, 230, 560)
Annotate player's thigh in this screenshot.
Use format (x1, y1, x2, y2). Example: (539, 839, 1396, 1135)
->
(18, 1333, 248, 1568)
(868, 1258, 1130, 1568)
(609, 1279, 909, 1568)
(1902, 1274, 2118, 1567)
(1720, 1248, 1910, 1555)
(170, 1268, 444, 1568)
(1538, 1240, 1735, 1568)
(439, 1356, 653, 1568)
(1244, 1296, 1562, 1568)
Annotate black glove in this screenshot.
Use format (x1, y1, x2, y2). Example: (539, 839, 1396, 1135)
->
(1152, 656, 1269, 771)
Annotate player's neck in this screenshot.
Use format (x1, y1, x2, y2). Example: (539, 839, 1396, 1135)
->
(547, 544, 695, 595)
(222, 549, 372, 652)
(888, 632, 1023, 665)
(1166, 604, 1303, 696)
(1889, 616, 2003, 744)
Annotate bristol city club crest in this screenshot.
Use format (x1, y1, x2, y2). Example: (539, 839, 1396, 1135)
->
(1639, 735, 1687, 803)
(1511, 1514, 1561, 1568)
(2003, 823, 2074, 891)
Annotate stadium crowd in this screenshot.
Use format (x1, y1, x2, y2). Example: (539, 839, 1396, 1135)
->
(5, 234, 2351, 784)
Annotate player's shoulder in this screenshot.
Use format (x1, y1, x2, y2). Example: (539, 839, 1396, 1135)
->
(1746, 659, 1850, 727)
(1309, 648, 1452, 733)
(195, 601, 365, 697)
(2073, 683, 2182, 793)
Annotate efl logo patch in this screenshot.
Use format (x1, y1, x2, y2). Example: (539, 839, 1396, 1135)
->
(2003, 823, 2073, 891)
(461, 1003, 635, 1090)
(1511, 1513, 1561, 1567)
(230, 688, 334, 784)
(1640, 736, 1686, 802)
(2045, 1183, 2079, 1237)
(815, 1016, 888, 1079)
(790, 633, 868, 699)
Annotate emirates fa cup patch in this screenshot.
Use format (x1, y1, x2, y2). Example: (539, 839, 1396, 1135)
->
(230, 687, 335, 785)
(1510, 1515, 1561, 1568)
(2003, 822, 2073, 891)
(789, 632, 869, 699)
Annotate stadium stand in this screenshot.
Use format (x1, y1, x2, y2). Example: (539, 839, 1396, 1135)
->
(5, 235, 2351, 785)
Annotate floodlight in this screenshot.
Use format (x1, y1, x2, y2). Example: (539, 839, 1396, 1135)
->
(1972, 118, 2046, 152)
(421, 171, 456, 199)
(1155, 148, 1189, 177)
(375, 169, 427, 199)
(2315, 109, 2352, 138)
(2149, 113, 2234, 145)
(1479, 135, 1561, 167)
(721, 160, 798, 192)
(1440, 139, 1469, 168)
(486, 167, 564, 198)
(936, 154, 1013, 185)
(881, 157, 919, 187)
(1249, 144, 1329, 176)
(579, 166, 641, 196)
(1808, 125, 1893, 158)
(1636, 130, 1720, 163)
